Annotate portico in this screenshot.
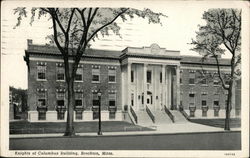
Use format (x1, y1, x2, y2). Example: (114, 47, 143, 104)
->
(121, 44, 181, 113)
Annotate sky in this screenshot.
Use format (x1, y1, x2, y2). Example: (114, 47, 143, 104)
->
(1, 1, 241, 89)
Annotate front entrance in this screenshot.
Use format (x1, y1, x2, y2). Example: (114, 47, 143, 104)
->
(146, 91, 153, 109)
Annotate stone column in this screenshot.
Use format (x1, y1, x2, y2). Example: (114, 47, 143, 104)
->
(162, 64, 166, 110)
(176, 65, 181, 109)
(134, 65, 138, 111)
(168, 67, 172, 109)
(127, 63, 131, 107)
(143, 63, 148, 110)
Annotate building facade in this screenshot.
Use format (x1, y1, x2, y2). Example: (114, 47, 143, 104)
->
(24, 40, 241, 123)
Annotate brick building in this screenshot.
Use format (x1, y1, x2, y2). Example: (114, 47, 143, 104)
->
(24, 40, 241, 124)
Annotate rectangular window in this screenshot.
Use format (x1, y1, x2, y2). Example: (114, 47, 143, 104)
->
(57, 92, 65, 107)
(75, 68, 83, 81)
(131, 93, 134, 106)
(202, 100, 207, 106)
(75, 92, 83, 107)
(180, 78, 182, 84)
(147, 71, 151, 83)
(189, 71, 195, 84)
(37, 66, 46, 80)
(109, 93, 116, 107)
(57, 100, 64, 106)
(142, 94, 144, 104)
(214, 100, 219, 106)
(108, 69, 116, 83)
(189, 78, 195, 84)
(37, 91, 46, 106)
(189, 93, 195, 98)
(160, 72, 162, 83)
(92, 93, 99, 106)
(131, 70, 134, 83)
(57, 66, 65, 81)
(38, 98, 46, 106)
(213, 79, 219, 86)
(75, 100, 82, 106)
(92, 68, 100, 82)
(201, 78, 207, 85)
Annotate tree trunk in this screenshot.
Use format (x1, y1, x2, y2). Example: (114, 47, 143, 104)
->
(224, 81, 234, 131)
(64, 77, 76, 136)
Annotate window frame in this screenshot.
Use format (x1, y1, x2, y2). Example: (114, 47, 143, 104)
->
(56, 66, 65, 82)
(108, 93, 116, 107)
(108, 69, 116, 83)
(92, 67, 100, 83)
(37, 91, 47, 107)
(147, 70, 152, 83)
(37, 65, 47, 81)
(75, 67, 83, 82)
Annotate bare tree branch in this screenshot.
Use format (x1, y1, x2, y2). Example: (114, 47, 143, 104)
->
(87, 8, 129, 43)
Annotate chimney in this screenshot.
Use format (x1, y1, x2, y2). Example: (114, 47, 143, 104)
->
(27, 39, 32, 46)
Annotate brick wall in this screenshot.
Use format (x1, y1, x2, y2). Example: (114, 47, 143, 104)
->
(28, 56, 122, 113)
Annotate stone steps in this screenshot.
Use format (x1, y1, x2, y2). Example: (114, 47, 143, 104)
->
(170, 110, 188, 123)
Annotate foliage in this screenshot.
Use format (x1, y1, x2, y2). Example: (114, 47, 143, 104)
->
(190, 8, 241, 130)
(14, 7, 166, 135)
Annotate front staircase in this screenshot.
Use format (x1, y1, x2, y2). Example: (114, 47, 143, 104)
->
(170, 110, 188, 123)
(136, 110, 154, 126)
(128, 106, 188, 127)
(153, 110, 173, 124)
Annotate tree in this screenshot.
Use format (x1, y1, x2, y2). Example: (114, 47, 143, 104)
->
(190, 9, 241, 130)
(14, 7, 166, 136)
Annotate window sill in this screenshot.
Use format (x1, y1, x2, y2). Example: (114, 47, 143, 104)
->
(108, 82, 116, 84)
(213, 85, 220, 87)
(56, 80, 65, 82)
(92, 81, 100, 83)
(74, 80, 83, 82)
(37, 79, 47, 81)
(201, 84, 208, 87)
(188, 84, 195, 85)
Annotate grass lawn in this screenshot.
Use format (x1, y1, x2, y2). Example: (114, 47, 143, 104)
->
(190, 118, 241, 128)
(10, 121, 154, 134)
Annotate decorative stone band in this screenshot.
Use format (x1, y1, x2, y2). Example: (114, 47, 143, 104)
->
(36, 61, 47, 66)
(37, 105, 48, 111)
(74, 106, 85, 111)
(108, 66, 117, 70)
(56, 89, 66, 92)
(37, 88, 47, 92)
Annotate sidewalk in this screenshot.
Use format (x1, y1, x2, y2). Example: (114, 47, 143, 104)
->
(9, 122, 241, 138)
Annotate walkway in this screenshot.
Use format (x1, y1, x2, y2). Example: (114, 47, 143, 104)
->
(10, 122, 241, 138)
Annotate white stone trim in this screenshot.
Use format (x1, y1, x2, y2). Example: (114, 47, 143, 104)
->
(28, 110, 124, 122)
(121, 57, 180, 66)
(30, 57, 120, 65)
(181, 66, 231, 71)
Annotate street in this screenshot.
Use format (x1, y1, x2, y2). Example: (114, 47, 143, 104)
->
(10, 131, 241, 150)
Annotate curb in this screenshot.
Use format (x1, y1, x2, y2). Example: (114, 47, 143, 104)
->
(9, 129, 241, 139)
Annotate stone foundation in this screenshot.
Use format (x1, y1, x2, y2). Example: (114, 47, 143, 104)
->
(27, 110, 124, 122)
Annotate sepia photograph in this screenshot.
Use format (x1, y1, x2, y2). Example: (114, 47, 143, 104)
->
(1, 0, 249, 157)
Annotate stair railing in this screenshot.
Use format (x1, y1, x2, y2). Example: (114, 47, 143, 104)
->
(146, 105, 155, 123)
(164, 105, 175, 123)
(179, 108, 190, 121)
(130, 106, 138, 124)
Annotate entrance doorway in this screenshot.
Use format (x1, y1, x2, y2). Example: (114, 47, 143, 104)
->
(146, 91, 153, 108)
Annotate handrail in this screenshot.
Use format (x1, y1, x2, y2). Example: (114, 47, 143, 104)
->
(179, 108, 190, 121)
(130, 106, 138, 124)
(146, 105, 155, 123)
(164, 105, 175, 123)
